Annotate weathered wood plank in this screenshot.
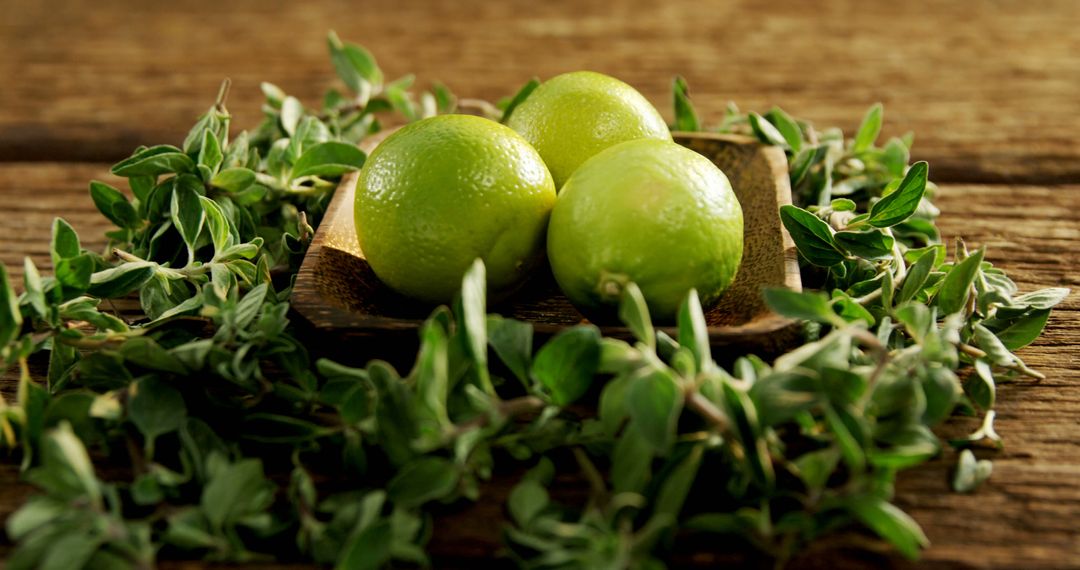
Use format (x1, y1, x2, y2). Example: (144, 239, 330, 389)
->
(2, 0, 1080, 183)
(0, 164, 1076, 567)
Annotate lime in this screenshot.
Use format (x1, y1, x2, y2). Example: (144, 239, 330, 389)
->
(506, 71, 671, 188)
(354, 115, 556, 303)
(547, 139, 743, 322)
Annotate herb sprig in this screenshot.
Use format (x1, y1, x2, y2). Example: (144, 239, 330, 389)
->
(0, 37, 1068, 570)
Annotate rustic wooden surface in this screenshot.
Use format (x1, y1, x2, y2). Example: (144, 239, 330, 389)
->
(1, 0, 1079, 568)
(292, 132, 804, 358)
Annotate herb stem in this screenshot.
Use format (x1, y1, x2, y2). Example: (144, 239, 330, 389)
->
(841, 326, 892, 389)
(457, 98, 502, 120)
(447, 395, 545, 440)
(215, 78, 232, 112)
(958, 343, 1045, 379)
(58, 333, 138, 350)
(686, 391, 732, 434)
(854, 237, 907, 307)
(572, 447, 609, 507)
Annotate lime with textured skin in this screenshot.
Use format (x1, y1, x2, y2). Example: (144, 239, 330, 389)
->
(506, 71, 671, 188)
(355, 114, 556, 303)
(547, 139, 743, 322)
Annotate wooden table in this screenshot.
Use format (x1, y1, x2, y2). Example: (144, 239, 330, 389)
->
(2, 0, 1078, 567)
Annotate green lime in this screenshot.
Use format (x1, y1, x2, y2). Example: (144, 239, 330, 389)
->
(354, 115, 556, 303)
(547, 139, 743, 322)
(506, 71, 671, 188)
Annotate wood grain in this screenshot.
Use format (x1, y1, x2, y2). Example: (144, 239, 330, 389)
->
(2, 0, 1080, 183)
(0, 164, 1076, 568)
(291, 132, 804, 360)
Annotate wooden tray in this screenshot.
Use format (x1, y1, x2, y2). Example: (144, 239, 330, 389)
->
(292, 131, 803, 358)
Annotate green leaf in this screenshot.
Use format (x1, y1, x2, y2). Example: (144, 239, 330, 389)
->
(898, 247, 937, 304)
(198, 129, 223, 178)
(328, 31, 383, 96)
(508, 479, 549, 527)
(22, 258, 47, 318)
(748, 112, 788, 147)
(765, 107, 803, 152)
(222, 131, 250, 169)
(234, 283, 268, 329)
(654, 444, 703, 519)
(170, 178, 206, 264)
(867, 161, 929, 228)
(387, 457, 458, 508)
(627, 369, 683, 451)
(0, 262, 23, 348)
(129, 377, 187, 450)
(129, 175, 155, 202)
(111, 145, 194, 177)
(677, 290, 710, 372)
(832, 293, 875, 326)
(883, 137, 910, 176)
(684, 510, 762, 536)
(198, 196, 234, 256)
(794, 447, 841, 489)
(288, 116, 332, 161)
(54, 255, 94, 296)
(984, 308, 1051, 351)
(748, 371, 818, 426)
(32, 422, 102, 507)
(869, 424, 939, 469)
(89, 181, 137, 229)
(825, 404, 865, 472)
(619, 282, 655, 349)
(37, 532, 102, 570)
(531, 325, 601, 405)
(921, 367, 960, 425)
(50, 218, 81, 265)
(831, 198, 857, 212)
(280, 96, 304, 136)
(834, 229, 895, 260)
(779, 205, 846, 266)
(967, 359, 996, 410)
(719, 379, 774, 486)
(612, 425, 654, 493)
(500, 78, 540, 123)
(5, 496, 66, 540)
(384, 76, 418, 121)
(1001, 287, 1070, 313)
(200, 458, 274, 529)
(487, 315, 533, 385)
(86, 261, 155, 299)
(936, 246, 985, 315)
(291, 141, 366, 179)
(972, 323, 1017, 368)
(852, 103, 883, 153)
(433, 82, 457, 113)
(261, 82, 286, 107)
(846, 497, 929, 560)
(952, 449, 992, 493)
(672, 76, 700, 132)
(413, 319, 450, 429)
(458, 258, 488, 372)
(119, 337, 189, 375)
(763, 288, 842, 326)
(243, 413, 332, 444)
(336, 520, 392, 570)
(210, 167, 256, 192)
(789, 145, 828, 186)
